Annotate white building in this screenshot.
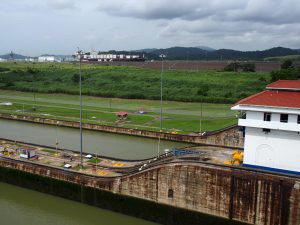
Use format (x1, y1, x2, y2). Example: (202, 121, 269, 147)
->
(38, 56, 59, 62)
(232, 80, 300, 175)
(75, 51, 145, 62)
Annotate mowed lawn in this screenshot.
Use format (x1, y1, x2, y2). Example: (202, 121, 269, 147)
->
(0, 90, 237, 133)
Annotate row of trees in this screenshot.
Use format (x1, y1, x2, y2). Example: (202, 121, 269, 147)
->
(223, 59, 300, 82)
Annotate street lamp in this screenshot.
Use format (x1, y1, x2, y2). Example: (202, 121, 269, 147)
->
(159, 54, 166, 131)
(77, 48, 83, 169)
(157, 54, 166, 157)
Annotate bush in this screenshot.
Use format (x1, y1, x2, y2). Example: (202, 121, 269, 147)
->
(0, 67, 10, 72)
(72, 73, 80, 83)
(224, 62, 240, 72)
(197, 86, 209, 96)
(281, 59, 293, 69)
(5, 82, 14, 87)
(271, 68, 300, 81)
(26, 67, 40, 74)
(242, 63, 256, 72)
(224, 62, 255, 72)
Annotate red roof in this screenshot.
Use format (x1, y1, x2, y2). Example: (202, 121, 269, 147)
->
(267, 80, 300, 90)
(235, 90, 300, 109)
(116, 111, 128, 116)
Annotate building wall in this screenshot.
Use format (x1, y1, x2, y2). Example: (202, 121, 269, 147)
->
(246, 111, 263, 120)
(239, 110, 300, 132)
(244, 127, 300, 173)
(246, 111, 299, 124)
(38, 56, 55, 62)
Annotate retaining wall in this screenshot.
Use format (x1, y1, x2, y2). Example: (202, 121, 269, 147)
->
(0, 158, 299, 225)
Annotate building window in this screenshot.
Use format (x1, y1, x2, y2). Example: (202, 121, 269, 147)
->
(168, 189, 174, 198)
(280, 114, 289, 123)
(298, 115, 300, 124)
(242, 112, 246, 119)
(264, 113, 271, 121)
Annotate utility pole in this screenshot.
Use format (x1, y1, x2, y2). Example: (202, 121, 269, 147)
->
(33, 93, 36, 111)
(77, 48, 83, 169)
(199, 102, 203, 133)
(158, 54, 165, 157)
(55, 121, 59, 156)
(159, 54, 165, 131)
(95, 152, 98, 172)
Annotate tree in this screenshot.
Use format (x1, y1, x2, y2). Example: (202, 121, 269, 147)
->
(281, 59, 293, 69)
(224, 62, 240, 72)
(223, 62, 255, 72)
(271, 67, 300, 81)
(242, 63, 255, 72)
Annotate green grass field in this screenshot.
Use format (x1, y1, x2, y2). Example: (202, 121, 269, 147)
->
(0, 62, 270, 103)
(0, 90, 237, 134)
(0, 62, 271, 133)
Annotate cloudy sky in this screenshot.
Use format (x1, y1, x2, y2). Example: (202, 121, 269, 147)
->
(1, 0, 300, 56)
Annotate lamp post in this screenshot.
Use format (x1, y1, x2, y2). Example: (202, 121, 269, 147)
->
(77, 48, 83, 169)
(199, 102, 203, 134)
(157, 54, 166, 157)
(159, 54, 166, 131)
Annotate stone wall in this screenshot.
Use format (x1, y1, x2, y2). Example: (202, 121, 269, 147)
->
(0, 113, 244, 148)
(0, 158, 299, 225)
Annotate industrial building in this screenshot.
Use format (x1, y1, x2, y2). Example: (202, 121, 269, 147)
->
(38, 56, 56, 62)
(75, 51, 145, 62)
(232, 80, 300, 175)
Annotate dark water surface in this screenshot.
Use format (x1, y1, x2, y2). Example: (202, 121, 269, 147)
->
(0, 118, 185, 159)
(0, 182, 159, 225)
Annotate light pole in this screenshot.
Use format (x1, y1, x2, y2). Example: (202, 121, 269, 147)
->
(77, 48, 83, 169)
(159, 54, 166, 131)
(199, 102, 203, 134)
(158, 54, 165, 157)
(55, 121, 59, 156)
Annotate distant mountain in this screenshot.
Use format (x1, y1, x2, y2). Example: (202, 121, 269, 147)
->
(150, 47, 207, 60)
(134, 46, 300, 60)
(0, 53, 28, 60)
(207, 47, 300, 60)
(132, 48, 157, 53)
(195, 46, 216, 51)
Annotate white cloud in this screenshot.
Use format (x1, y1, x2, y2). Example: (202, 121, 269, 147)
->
(47, 1, 77, 10)
(1, 0, 300, 54)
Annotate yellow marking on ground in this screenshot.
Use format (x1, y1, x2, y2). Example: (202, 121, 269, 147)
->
(224, 160, 232, 165)
(112, 163, 124, 167)
(97, 170, 108, 176)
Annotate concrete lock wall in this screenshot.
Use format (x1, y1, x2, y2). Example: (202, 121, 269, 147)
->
(0, 159, 299, 225)
(0, 113, 244, 148)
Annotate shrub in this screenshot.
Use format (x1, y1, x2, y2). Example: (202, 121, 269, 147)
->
(0, 67, 10, 73)
(224, 62, 255, 72)
(26, 67, 40, 74)
(281, 59, 293, 69)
